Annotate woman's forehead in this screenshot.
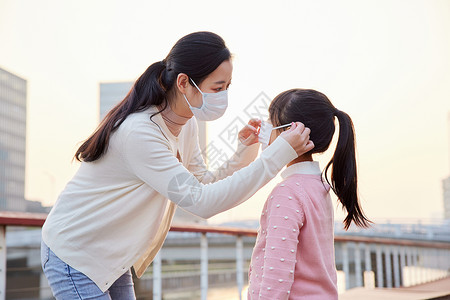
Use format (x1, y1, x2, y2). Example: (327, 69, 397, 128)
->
(204, 60, 233, 83)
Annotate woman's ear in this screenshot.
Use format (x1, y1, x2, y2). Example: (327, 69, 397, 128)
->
(176, 73, 189, 94)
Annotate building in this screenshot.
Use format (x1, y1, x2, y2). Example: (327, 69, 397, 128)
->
(444, 113, 450, 220)
(0, 67, 27, 211)
(444, 177, 450, 219)
(99, 81, 207, 223)
(99, 81, 133, 121)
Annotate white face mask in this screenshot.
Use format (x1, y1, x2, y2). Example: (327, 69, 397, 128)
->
(259, 121, 291, 151)
(183, 79, 228, 121)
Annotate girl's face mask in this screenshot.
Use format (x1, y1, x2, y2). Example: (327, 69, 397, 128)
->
(183, 79, 228, 121)
(258, 121, 291, 151)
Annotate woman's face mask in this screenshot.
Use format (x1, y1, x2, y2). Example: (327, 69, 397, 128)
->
(183, 79, 228, 121)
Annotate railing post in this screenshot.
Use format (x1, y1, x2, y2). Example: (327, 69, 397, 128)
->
(447, 249, 450, 275)
(376, 245, 383, 287)
(355, 243, 362, 287)
(427, 248, 433, 282)
(385, 246, 392, 288)
(201, 232, 208, 300)
(392, 246, 400, 288)
(400, 246, 406, 286)
(364, 244, 372, 273)
(429, 248, 435, 281)
(412, 247, 418, 285)
(406, 246, 414, 286)
(416, 247, 422, 284)
(0, 226, 5, 300)
(423, 248, 430, 283)
(364, 243, 375, 289)
(437, 249, 444, 279)
(236, 235, 244, 300)
(434, 249, 441, 279)
(153, 251, 162, 300)
(444, 249, 449, 278)
(421, 247, 426, 284)
(425, 248, 431, 283)
(342, 243, 350, 290)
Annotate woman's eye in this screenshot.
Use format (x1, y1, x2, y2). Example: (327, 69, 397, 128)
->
(214, 87, 223, 92)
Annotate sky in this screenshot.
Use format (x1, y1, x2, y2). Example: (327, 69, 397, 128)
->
(0, 0, 449, 225)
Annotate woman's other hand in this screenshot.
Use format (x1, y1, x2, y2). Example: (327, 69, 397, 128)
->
(279, 122, 314, 156)
(238, 118, 261, 146)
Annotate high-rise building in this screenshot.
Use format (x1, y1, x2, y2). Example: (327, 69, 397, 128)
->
(99, 81, 207, 223)
(0, 67, 27, 211)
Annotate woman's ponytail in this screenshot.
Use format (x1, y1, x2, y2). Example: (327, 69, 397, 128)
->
(74, 61, 169, 162)
(132, 60, 170, 109)
(324, 110, 370, 229)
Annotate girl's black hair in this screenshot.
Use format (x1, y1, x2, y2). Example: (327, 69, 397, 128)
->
(75, 31, 231, 162)
(269, 89, 370, 229)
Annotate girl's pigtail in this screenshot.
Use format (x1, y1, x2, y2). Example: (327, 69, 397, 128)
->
(324, 109, 370, 230)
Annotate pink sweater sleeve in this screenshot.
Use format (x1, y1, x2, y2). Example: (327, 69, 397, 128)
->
(258, 184, 305, 299)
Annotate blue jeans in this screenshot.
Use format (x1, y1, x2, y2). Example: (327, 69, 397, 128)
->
(41, 241, 136, 300)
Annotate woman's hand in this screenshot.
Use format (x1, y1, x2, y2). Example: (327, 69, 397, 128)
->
(279, 122, 314, 156)
(238, 118, 262, 146)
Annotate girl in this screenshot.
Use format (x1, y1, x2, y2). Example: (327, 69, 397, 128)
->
(41, 32, 314, 299)
(248, 89, 370, 299)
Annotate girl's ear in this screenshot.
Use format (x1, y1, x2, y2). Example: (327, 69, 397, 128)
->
(176, 73, 189, 94)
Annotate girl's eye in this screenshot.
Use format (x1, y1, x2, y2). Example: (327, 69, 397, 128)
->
(214, 87, 223, 92)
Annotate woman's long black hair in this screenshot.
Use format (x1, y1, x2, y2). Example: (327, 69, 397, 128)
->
(269, 89, 370, 229)
(75, 31, 231, 162)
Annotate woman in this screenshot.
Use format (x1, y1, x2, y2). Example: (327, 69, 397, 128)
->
(41, 31, 314, 299)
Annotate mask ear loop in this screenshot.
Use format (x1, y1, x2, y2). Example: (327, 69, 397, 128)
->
(184, 78, 205, 110)
(189, 78, 203, 94)
(272, 123, 291, 130)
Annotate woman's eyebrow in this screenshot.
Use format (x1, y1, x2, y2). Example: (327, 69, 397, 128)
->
(213, 80, 226, 84)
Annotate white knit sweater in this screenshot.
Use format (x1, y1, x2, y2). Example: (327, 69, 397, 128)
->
(42, 106, 298, 292)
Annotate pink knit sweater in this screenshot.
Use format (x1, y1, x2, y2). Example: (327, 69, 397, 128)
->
(248, 161, 338, 299)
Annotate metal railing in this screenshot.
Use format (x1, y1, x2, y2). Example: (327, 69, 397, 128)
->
(0, 211, 449, 300)
(151, 224, 256, 300)
(333, 235, 450, 291)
